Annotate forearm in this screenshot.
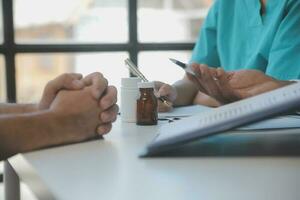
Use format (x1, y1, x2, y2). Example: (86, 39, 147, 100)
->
(172, 76, 199, 106)
(0, 103, 38, 114)
(0, 111, 61, 160)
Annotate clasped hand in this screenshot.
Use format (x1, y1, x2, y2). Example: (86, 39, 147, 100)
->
(39, 72, 118, 139)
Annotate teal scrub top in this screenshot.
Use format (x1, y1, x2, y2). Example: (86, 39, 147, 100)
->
(190, 0, 300, 80)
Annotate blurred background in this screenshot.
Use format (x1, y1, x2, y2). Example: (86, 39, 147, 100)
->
(0, 0, 213, 199)
(0, 0, 213, 104)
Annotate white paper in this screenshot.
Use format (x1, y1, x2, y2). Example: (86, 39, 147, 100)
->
(158, 105, 212, 118)
(238, 115, 300, 130)
(159, 105, 300, 130)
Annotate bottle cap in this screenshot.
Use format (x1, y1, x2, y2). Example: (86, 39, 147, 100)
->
(138, 81, 155, 88)
(121, 77, 141, 88)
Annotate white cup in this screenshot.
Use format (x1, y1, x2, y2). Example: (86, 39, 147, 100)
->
(120, 77, 141, 122)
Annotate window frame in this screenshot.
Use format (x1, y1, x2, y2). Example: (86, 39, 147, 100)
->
(0, 0, 194, 103)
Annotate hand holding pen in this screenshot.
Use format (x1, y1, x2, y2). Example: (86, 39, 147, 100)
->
(153, 81, 178, 112)
(169, 58, 241, 105)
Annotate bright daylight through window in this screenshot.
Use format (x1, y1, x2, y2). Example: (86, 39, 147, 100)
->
(1, 0, 213, 103)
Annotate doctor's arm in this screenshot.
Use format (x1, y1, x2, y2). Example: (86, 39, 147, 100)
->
(186, 64, 296, 106)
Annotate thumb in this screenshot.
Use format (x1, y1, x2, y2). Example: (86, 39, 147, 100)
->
(157, 86, 169, 97)
(64, 73, 85, 90)
(70, 79, 85, 89)
(51, 73, 84, 91)
(38, 73, 84, 110)
(157, 84, 177, 102)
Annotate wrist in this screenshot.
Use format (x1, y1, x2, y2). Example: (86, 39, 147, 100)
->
(35, 110, 80, 147)
(17, 109, 75, 153)
(0, 110, 58, 157)
(43, 109, 93, 146)
(17, 110, 60, 152)
(0, 103, 38, 114)
(172, 86, 180, 107)
(23, 104, 39, 113)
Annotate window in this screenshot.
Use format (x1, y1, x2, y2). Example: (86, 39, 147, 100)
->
(16, 52, 128, 103)
(0, 0, 213, 103)
(0, 56, 5, 102)
(138, 0, 210, 42)
(0, 0, 3, 44)
(14, 0, 128, 43)
(139, 51, 192, 84)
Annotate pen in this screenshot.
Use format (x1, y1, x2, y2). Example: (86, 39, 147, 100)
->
(169, 58, 196, 76)
(124, 58, 172, 107)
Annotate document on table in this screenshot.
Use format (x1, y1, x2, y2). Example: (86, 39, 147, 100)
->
(143, 82, 300, 157)
(159, 105, 300, 130)
(238, 115, 300, 130)
(158, 105, 211, 118)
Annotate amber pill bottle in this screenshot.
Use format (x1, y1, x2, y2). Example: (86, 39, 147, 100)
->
(136, 82, 158, 125)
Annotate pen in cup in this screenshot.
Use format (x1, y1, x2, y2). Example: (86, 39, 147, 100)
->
(124, 58, 172, 107)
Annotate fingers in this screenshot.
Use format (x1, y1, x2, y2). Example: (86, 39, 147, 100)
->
(81, 72, 108, 99)
(68, 73, 85, 89)
(99, 104, 119, 123)
(158, 100, 173, 112)
(157, 84, 171, 97)
(154, 81, 165, 91)
(187, 63, 208, 93)
(56, 73, 84, 90)
(99, 86, 118, 110)
(154, 81, 176, 112)
(215, 68, 241, 102)
(191, 64, 227, 103)
(39, 73, 85, 110)
(96, 86, 118, 135)
(97, 123, 113, 135)
(154, 81, 177, 102)
(97, 104, 119, 135)
(189, 64, 241, 104)
(49, 73, 84, 91)
(158, 85, 177, 101)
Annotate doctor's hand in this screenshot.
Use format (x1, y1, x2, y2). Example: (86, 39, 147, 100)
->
(187, 63, 240, 105)
(217, 69, 293, 99)
(188, 64, 293, 105)
(154, 81, 177, 112)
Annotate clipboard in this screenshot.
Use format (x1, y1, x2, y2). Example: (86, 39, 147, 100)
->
(141, 82, 300, 157)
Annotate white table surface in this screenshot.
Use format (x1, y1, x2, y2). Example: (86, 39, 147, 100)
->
(8, 119, 300, 200)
